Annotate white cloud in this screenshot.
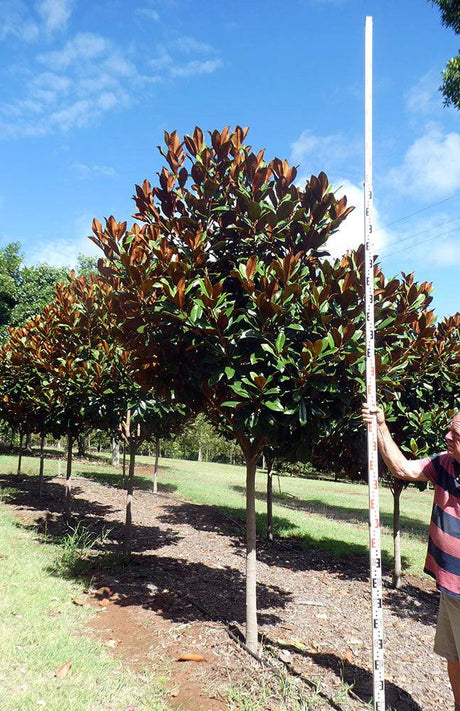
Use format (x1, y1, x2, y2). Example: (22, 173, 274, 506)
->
(428, 239, 460, 266)
(291, 129, 361, 182)
(172, 36, 215, 54)
(170, 58, 223, 78)
(0, 1, 39, 42)
(378, 212, 460, 269)
(149, 36, 222, 80)
(73, 163, 117, 179)
(38, 32, 109, 69)
(36, 0, 73, 34)
(386, 126, 460, 198)
(136, 8, 160, 21)
(25, 214, 102, 269)
(323, 180, 387, 260)
(0, 0, 72, 42)
(2, 29, 222, 138)
(405, 71, 440, 116)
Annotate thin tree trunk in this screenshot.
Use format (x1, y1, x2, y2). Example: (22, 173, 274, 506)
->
(123, 439, 136, 561)
(111, 439, 120, 467)
(197, 445, 202, 462)
(38, 435, 45, 498)
(64, 435, 73, 526)
(392, 480, 403, 589)
(153, 437, 160, 494)
(266, 456, 275, 542)
(25, 432, 32, 452)
(17, 432, 24, 476)
(77, 434, 86, 458)
(245, 458, 258, 653)
(122, 443, 127, 487)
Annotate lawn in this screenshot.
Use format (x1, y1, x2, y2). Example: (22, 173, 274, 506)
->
(1, 449, 434, 578)
(0, 501, 168, 711)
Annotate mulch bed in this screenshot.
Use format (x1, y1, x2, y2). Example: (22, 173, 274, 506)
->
(1, 467, 451, 710)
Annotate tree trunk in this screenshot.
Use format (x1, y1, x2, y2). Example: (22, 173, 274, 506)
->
(245, 458, 258, 653)
(111, 439, 120, 467)
(122, 443, 127, 487)
(123, 439, 136, 561)
(64, 435, 73, 526)
(197, 445, 202, 462)
(77, 434, 86, 457)
(266, 456, 275, 542)
(153, 437, 160, 494)
(25, 432, 32, 452)
(17, 432, 24, 475)
(392, 479, 403, 589)
(38, 435, 45, 498)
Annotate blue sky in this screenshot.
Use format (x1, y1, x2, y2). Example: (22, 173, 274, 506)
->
(1, 0, 458, 318)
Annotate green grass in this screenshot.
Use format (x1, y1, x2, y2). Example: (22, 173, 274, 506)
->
(2, 448, 434, 577)
(0, 504, 169, 711)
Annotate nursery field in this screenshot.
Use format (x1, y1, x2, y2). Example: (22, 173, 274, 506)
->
(0, 452, 448, 710)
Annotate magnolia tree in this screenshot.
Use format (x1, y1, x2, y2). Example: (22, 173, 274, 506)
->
(0, 274, 134, 523)
(90, 125, 356, 652)
(118, 395, 189, 559)
(311, 251, 459, 587)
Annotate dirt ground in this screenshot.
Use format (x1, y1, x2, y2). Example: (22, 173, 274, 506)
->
(1, 466, 452, 710)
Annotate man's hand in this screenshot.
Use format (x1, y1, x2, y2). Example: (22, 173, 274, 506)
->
(362, 403, 385, 426)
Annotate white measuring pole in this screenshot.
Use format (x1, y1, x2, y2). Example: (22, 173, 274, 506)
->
(364, 16, 385, 711)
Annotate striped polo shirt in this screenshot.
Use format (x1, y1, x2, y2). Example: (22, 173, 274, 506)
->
(421, 453, 460, 598)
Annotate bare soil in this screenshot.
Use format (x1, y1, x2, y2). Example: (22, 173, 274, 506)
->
(1, 466, 452, 710)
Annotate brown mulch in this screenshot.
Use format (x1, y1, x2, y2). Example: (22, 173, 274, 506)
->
(1, 468, 451, 710)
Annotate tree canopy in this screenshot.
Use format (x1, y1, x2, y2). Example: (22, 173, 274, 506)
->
(431, 0, 460, 108)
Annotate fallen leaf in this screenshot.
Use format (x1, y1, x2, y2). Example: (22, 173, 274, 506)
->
(54, 661, 72, 679)
(72, 597, 86, 606)
(176, 653, 206, 662)
(169, 689, 180, 698)
(343, 651, 353, 664)
(279, 649, 292, 663)
(98, 599, 109, 607)
(155, 608, 163, 615)
(105, 639, 121, 648)
(96, 586, 112, 598)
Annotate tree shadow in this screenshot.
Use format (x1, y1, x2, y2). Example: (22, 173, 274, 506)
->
(156, 498, 414, 582)
(0, 474, 182, 557)
(231, 484, 430, 542)
(77, 468, 178, 495)
(269, 637, 423, 711)
(84, 551, 292, 627)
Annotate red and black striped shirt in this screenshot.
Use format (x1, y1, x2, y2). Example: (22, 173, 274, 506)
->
(422, 453, 460, 598)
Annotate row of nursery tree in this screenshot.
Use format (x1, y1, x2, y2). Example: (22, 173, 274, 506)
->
(0, 126, 458, 653)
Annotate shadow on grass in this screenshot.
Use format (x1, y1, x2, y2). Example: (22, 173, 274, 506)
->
(77, 469, 177, 496)
(231, 484, 431, 542)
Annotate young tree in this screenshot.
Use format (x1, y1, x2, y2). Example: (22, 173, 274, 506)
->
(312, 249, 459, 587)
(91, 126, 355, 652)
(0, 274, 134, 522)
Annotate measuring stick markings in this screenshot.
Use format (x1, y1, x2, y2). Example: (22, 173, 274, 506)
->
(364, 16, 385, 711)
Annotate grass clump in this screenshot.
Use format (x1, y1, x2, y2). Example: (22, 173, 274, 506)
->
(0, 504, 169, 711)
(53, 522, 111, 577)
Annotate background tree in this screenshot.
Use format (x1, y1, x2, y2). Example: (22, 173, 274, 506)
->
(91, 125, 355, 652)
(431, 0, 460, 108)
(0, 274, 134, 523)
(312, 249, 459, 587)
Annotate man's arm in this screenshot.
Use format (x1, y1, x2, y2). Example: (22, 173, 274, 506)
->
(361, 404, 429, 482)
